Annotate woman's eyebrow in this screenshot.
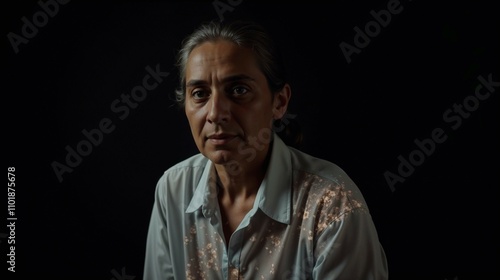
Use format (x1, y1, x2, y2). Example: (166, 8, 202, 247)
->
(186, 79, 207, 88)
(220, 74, 255, 84)
(186, 74, 256, 88)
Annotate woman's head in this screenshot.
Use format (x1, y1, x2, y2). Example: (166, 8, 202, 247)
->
(174, 20, 287, 107)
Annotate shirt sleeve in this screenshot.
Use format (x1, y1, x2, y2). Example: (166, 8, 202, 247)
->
(143, 175, 175, 280)
(312, 209, 389, 280)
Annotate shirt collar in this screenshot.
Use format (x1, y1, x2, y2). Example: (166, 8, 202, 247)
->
(185, 159, 218, 217)
(255, 133, 292, 224)
(185, 133, 292, 225)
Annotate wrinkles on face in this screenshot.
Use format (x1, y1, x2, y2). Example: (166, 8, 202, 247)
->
(184, 40, 276, 168)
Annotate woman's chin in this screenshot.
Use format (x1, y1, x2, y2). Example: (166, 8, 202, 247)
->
(204, 150, 237, 165)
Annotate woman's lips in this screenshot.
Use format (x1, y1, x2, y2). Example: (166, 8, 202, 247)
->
(207, 133, 237, 145)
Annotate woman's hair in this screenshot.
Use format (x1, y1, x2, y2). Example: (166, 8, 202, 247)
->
(174, 20, 287, 105)
(174, 20, 302, 148)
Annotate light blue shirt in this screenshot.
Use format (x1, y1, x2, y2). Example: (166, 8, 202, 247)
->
(143, 134, 388, 279)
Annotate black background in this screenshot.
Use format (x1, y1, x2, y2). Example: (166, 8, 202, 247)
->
(3, 0, 499, 279)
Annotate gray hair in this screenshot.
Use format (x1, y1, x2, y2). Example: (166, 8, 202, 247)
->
(174, 20, 287, 107)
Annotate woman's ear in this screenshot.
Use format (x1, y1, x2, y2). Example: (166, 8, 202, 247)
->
(272, 83, 291, 120)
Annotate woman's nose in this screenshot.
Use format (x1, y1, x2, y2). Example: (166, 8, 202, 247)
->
(207, 91, 231, 125)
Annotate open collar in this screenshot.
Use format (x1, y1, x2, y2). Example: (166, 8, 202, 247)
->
(185, 133, 292, 225)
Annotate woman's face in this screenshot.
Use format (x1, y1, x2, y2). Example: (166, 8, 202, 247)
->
(184, 40, 289, 169)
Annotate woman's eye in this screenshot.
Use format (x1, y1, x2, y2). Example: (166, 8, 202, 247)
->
(192, 90, 208, 100)
(232, 86, 248, 96)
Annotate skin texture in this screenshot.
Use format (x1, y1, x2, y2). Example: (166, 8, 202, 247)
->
(184, 40, 290, 241)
